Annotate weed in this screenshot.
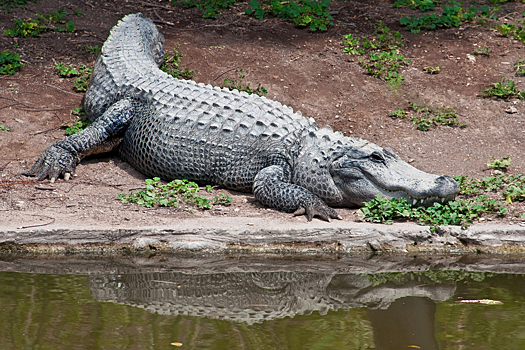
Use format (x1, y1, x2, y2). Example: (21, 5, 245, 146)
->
(73, 9, 83, 16)
(423, 65, 440, 74)
(55, 62, 79, 77)
(358, 194, 507, 228)
(174, 0, 236, 18)
(62, 106, 90, 136)
(515, 59, 525, 76)
(400, 0, 494, 33)
(343, 22, 409, 85)
(5, 10, 75, 37)
(0, 50, 24, 75)
(474, 47, 492, 56)
(1, 0, 37, 12)
(87, 45, 101, 54)
(246, 0, 333, 31)
(214, 193, 233, 205)
(486, 156, 511, 171)
(55, 62, 92, 92)
(117, 177, 233, 210)
(77, 45, 101, 55)
(481, 78, 524, 99)
(73, 65, 92, 92)
(393, 0, 437, 11)
(4, 18, 45, 37)
(223, 69, 268, 96)
(0, 125, 10, 131)
(360, 170, 525, 227)
(389, 102, 466, 131)
(496, 20, 525, 43)
(161, 45, 194, 80)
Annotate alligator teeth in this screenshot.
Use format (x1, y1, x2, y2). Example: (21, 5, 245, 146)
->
(420, 199, 424, 205)
(413, 199, 417, 205)
(441, 197, 445, 203)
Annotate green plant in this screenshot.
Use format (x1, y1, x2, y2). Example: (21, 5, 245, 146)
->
(400, 0, 494, 33)
(246, 0, 333, 31)
(161, 45, 194, 80)
(1, 0, 37, 12)
(174, 0, 236, 18)
(358, 194, 507, 228)
(4, 18, 45, 37)
(245, 0, 265, 20)
(343, 22, 409, 85)
(393, 0, 437, 11)
(73, 65, 92, 92)
(62, 107, 90, 136)
(474, 47, 492, 56)
(486, 156, 511, 170)
(87, 45, 101, 54)
(515, 59, 525, 75)
(453, 173, 525, 206)
(0, 125, 10, 131)
(496, 21, 525, 43)
(55, 62, 79, 77)
(223, 69, 268, 96)
(481, 78, 524, 99)
(117, 177, 233, 209)
(0, 50, 23, 75)
(5, 10, 75, 37)
(389, 102, 466, 131)
(423, 65, 440, 74)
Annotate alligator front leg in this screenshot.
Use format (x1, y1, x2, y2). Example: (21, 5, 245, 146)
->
(253, 165, 342, 222)
(23, 98, 140, 182)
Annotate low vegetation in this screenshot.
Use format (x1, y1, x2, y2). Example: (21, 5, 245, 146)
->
(118, 177, 233, 210)
(0, 50, 23, 75)
(4, 10, 75, 37)
(160, 45, 194, 80)
(0, 125, 10, 131)
(223, 69, 268, 96)
(360, 159, 525, 228)
(62, 107, 90, 136)
(481, 78, 524, 99)
(398, 0, 497, 33)
(389, 102, 465, 131)
(343, 22, 410, 85)
(245, 0, 333, 31)
(55, 62, 93, 92)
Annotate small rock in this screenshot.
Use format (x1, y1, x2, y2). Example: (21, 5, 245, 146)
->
(466, 54, 476, 63)
(13, 200, 25, 210)
(505, 106, 518, 114)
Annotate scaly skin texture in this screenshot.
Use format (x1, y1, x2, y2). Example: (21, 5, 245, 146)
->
(24, 13, 459, 221)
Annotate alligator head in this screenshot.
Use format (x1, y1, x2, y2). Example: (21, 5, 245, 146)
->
(328, 143, 459, 207)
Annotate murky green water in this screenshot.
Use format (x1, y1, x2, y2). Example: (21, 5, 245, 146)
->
(1, 258, 525, 349)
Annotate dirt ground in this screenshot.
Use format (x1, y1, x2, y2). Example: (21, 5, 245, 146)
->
(0, 0, 524, 229)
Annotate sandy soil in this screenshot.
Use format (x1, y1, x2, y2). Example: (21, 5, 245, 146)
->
(1, 0, 524, 229)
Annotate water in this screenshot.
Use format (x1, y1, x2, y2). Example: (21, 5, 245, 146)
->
(1, 255, 525, 349)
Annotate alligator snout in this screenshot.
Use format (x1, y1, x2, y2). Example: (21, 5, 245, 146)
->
(434, 175, 460, 197)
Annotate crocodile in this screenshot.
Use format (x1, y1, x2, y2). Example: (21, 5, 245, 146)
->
(24, 13, 459, 221)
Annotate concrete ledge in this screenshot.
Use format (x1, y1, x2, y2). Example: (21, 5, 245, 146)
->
(2, 217, 525, 254)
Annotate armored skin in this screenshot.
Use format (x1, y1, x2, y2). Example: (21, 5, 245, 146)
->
(24, 13, 459, 221)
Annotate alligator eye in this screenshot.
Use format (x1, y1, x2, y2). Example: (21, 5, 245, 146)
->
(370, 151, 385, 163)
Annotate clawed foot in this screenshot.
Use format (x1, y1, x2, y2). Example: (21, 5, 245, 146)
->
(293, 199, 342, 222)
(22, 144, 77, 182)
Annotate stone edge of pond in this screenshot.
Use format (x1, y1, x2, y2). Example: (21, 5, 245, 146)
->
(1, 219, 525, 255)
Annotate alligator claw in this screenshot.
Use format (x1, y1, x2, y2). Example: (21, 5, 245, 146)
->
(294, 199, 342, 222)
(23, 143, 77, 181)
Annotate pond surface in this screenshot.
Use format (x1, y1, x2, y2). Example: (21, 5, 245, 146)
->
(1, 255, 525, 349)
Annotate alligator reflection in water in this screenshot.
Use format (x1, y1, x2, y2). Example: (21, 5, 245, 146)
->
(88, 271, 455, 325)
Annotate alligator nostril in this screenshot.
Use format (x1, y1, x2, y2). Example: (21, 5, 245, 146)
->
(435, 176, 460, 192)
